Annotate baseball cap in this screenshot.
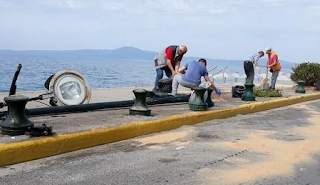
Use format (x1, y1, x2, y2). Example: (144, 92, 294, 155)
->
(264, 47, 272, 52)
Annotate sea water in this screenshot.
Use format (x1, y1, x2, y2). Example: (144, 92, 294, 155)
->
(0, 55, 156, 92)
(1, 54, 290, 93)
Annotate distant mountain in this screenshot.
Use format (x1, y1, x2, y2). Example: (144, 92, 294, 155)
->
(0, 46, 296, 72)
(0, 46, 157, 60)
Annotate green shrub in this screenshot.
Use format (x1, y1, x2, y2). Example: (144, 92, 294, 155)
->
(290, 62, 320, 86)
(253, 88, 282, 97)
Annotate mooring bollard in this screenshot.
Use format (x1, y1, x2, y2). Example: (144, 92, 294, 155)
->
(295, 80, 306, 93)
(189, 87, 208, 111)
(129, 89, 151, 116)
(1, 95, 34, 136)
(206, 88, 214, 107)
(241, 82, 256, 101)
(316, 82, 320, 91)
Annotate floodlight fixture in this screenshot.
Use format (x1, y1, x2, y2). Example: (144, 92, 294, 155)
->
(44, 69, 91, 106)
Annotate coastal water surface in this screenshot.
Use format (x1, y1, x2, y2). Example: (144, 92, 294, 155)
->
(0, 55, 157, 92)
(1, 54, 292, 93)
(0, 54, 229, 92)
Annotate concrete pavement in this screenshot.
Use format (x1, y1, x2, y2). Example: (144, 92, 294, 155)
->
(0, 99, 319, 185)
(0, 83, 319, 167)
(0, 83, 294, 109)
(0, 84, 306, 143)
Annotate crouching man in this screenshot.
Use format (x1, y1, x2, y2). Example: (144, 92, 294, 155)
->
(171, 58, 221, 95)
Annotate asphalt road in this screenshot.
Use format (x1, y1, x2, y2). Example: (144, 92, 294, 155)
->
(0, 99, 320, 185)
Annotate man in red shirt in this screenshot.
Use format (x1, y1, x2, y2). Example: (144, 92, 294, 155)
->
(265, 47, 282, 90)
(153, 45, 187, 92)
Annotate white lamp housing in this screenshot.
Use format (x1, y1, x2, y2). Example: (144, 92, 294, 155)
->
(46, 69, 91, 106)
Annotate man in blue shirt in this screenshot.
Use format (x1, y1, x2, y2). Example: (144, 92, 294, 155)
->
(172, 58, 221, 95)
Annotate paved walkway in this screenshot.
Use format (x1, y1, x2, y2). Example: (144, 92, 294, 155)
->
(0, 83, 294, 109)
(0, 83, 312, 144)
(1, 99, 319, 185)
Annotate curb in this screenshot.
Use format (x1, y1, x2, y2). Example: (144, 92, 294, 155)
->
(0, 93, 320, 167)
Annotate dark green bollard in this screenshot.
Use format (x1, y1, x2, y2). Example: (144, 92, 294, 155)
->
(241, 83, 256, 101)
(189, 87, 208, 111)
(206, 88, 215, 107)
(1, 95, 34, 136)
(316, 82, 320, 91)
(295, 80, 306, 93)
(129, 89, 151, 116)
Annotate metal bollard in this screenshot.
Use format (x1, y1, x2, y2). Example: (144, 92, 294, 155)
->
(129, 89, 151, 116)
(316, 82, 320, 91)
(1, 95, 34, 136)
(206, 88, 215, 107)
(241, 82, 256, 101)
(189, 87, 208, 111)
(295, 80, 306, 93)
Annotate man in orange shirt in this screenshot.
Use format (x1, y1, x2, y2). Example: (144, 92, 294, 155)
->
(265, 47, 282, 90)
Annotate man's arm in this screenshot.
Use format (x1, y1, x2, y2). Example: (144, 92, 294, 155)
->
(204, 75, 222, 94)
(166, 59, 175, 75)
(268, 61, 277, 68)
(254, 54, 261, 66)
(254, 60, 261, 73)
(165, 48, 176, 77)
(178, 66, 186, 74)
(268, 58, 277, 68)
(268, 55, 278, 68)
(204, 76, 216, 90)
(175, 60, 181, 73)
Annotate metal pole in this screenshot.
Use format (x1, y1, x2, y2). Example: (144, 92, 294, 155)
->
(9, 64, 22, 96)
(0, 94, 190, 117)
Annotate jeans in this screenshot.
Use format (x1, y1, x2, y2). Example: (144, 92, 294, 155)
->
(154, 68, 172, 89)
(270, 70, 280, 89)
(244, 61, 254, 84)
(172, 74, 200, 95)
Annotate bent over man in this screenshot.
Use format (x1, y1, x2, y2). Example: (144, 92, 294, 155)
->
(244, 51, 264, 84)
(153, 45, 187, 92)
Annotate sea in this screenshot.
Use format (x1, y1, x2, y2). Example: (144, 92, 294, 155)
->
(0, 55, 159, 93)
(0, 54, 292, 93)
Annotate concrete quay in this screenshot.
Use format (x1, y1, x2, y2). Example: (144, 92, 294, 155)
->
(0, 83, 319, 167)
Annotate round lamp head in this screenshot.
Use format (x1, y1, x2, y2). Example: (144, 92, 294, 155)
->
(47, 70, 91, 106)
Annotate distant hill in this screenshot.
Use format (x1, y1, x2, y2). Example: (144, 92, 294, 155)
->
(0, 46, 157, 60)
(0, 46, 296, 72)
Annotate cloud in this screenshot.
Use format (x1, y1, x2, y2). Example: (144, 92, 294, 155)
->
(0, 0, 320, 62)
(0, 0, 230, 15)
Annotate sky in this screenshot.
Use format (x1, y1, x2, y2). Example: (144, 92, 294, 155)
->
(0, 0, 319, 63)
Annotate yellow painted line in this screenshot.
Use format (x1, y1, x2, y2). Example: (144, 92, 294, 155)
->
(0, 93, 320, 167)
